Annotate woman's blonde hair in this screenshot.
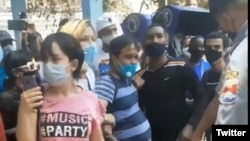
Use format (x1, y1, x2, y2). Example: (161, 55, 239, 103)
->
(59, 19, 94, 41)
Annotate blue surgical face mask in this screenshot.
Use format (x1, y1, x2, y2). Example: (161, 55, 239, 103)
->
(119, 64, 137, 79)
(83, 44, 96, 66)
(99, 63, 110, 75)
(43, 63, 70, 86)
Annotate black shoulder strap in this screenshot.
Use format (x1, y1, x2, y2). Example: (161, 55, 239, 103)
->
(85, 76, 92, 91)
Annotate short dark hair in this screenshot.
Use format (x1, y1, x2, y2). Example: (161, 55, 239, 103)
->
(148, 23, 169, 35)
(148, 11, 169, 40)
(189, 35, 204, 48)
(205, 31, 231, 49)
(151, 11, 168, 30)
(4, 50, 34, 89)
(109, 34, 139, 57)
(40, 32, 83, 79)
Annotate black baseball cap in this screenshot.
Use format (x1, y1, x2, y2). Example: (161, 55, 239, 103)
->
(0, 30, 14, 42)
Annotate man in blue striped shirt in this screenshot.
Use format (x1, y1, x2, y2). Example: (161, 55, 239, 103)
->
(94, 35, 151, 141)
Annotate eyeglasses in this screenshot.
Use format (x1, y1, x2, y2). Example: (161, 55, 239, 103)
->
(13, 59, 40, 74)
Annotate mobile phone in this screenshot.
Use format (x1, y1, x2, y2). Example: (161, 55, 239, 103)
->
(21, 75, 38, 91)
(7, 20, 28, 31)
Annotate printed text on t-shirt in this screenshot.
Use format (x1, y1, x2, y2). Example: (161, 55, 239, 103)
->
(40, 112, 90, 138)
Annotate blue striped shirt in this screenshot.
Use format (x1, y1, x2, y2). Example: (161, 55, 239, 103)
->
(95, 75, 151, 141)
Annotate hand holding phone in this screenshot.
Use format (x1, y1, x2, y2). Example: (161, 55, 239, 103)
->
(21, 75, 39, 91)
(22, 75, 43, 108)
(20, 87, 43, 113)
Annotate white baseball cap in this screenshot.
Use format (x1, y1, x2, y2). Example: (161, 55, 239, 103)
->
(96, 13, 119, 33)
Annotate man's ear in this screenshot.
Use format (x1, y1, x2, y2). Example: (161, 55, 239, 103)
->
(110, 55, 115, 65)
(219, 12, 235, 31)
(110, 54, 120, 67)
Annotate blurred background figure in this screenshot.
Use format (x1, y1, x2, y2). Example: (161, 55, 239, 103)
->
(186, 0, 198, 7)
(59, 19, 96, 90)
(188, 36, 210, 81)
(0, 50, 37, 141)
(201, 31, 231, 141)
(0, 30, 15, 60)
(95, 12, 124, 76)
(191, 0, 248, 140)
(0, 30, 15, 93)
(180, 35, 193, 60)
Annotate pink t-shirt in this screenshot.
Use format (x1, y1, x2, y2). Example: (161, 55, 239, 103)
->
(40, 89, 105, 141)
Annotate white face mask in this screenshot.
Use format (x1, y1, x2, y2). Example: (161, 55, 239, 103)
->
(102, 34, 117, 45)
(43, 63, 70, 86)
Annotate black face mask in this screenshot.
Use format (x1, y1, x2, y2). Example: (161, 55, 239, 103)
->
(205, 49, 222, 65)
(145, 43, 167, 58)
(189, 49, 205, 61)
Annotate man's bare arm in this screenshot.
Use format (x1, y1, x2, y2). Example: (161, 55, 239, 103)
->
(191, 97, 219, 140)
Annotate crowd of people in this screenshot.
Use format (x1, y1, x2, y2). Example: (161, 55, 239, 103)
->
(0, 0, 248, 141)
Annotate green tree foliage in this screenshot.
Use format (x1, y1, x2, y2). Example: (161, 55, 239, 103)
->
(103, 0, 133, 20)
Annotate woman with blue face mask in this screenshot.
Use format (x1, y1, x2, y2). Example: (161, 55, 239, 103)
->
(59, 19, 97, 90)
(16, 32, 105, 141)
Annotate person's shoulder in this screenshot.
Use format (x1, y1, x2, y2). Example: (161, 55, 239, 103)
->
(95, 75, 116, 92)
(164, 57, 187, 68)
(81, 90, 106, 115)
(86, 67, 96, 79)
(202, 69, 211, 79)
(230, 36, 248, 59)
(0, 88, 20, 109)
(0, 88, 20, 99)
(96, 75, 113, 82)
(82, 89, 99, 101)
(238, 36, 248, 47)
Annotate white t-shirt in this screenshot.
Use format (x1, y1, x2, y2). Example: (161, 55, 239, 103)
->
(215, 21, 248, 125)
(75, 66, 96, 91)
